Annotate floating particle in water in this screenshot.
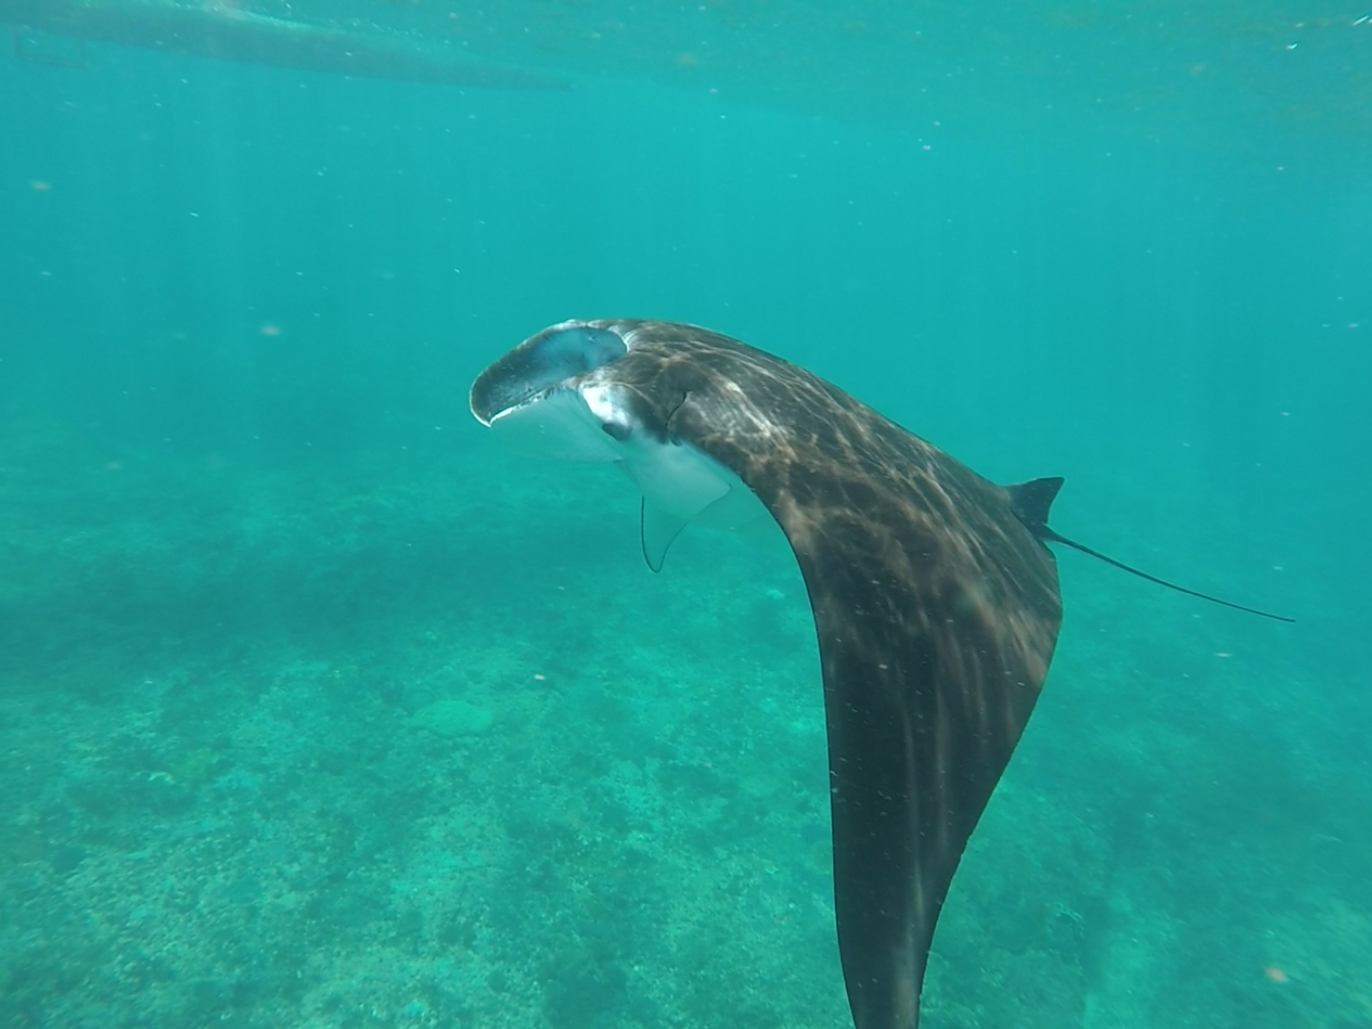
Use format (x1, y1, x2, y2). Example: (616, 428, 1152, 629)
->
(259, 323, 282, 337)
(1264, 966, 1289, 984)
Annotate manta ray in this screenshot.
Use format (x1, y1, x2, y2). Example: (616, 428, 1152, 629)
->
(469, 319, 1291, 1029)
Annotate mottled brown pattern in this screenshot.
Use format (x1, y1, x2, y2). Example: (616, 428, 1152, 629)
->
(477, 320, 1063, 1029)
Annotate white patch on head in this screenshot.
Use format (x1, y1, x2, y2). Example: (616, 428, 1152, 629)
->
(580, 383, 633, 438)
(581, 366, 771, 533)
(491, 372, 770, 542)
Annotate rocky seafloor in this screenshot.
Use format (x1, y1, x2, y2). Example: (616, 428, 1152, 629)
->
(2, 440, 1368, 1029)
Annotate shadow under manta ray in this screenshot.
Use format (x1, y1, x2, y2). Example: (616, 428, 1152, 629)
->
(469, 319, 1292, 1029)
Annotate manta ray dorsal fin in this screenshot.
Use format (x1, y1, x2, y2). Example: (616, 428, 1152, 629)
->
(1007, 476, 1065, 538)
(640, 499, 688, 573)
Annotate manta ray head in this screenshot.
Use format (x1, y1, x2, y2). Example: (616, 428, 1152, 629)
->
(469, 321, 631, 461)
(469, 320, 770, 569)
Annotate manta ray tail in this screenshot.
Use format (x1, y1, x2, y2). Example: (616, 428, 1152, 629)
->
(1008, 477, 1295, 624)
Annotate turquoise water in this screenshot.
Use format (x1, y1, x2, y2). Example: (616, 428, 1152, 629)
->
(2, 4, 1370, 1028)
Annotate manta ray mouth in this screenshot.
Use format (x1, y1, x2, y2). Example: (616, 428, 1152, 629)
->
(469, 322, 627, 425)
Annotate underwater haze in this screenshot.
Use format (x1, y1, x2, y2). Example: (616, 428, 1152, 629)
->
(1, 2, 1370, 1028)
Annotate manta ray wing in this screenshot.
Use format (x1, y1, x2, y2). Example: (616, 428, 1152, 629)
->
(586, 323, 1063, 1029)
